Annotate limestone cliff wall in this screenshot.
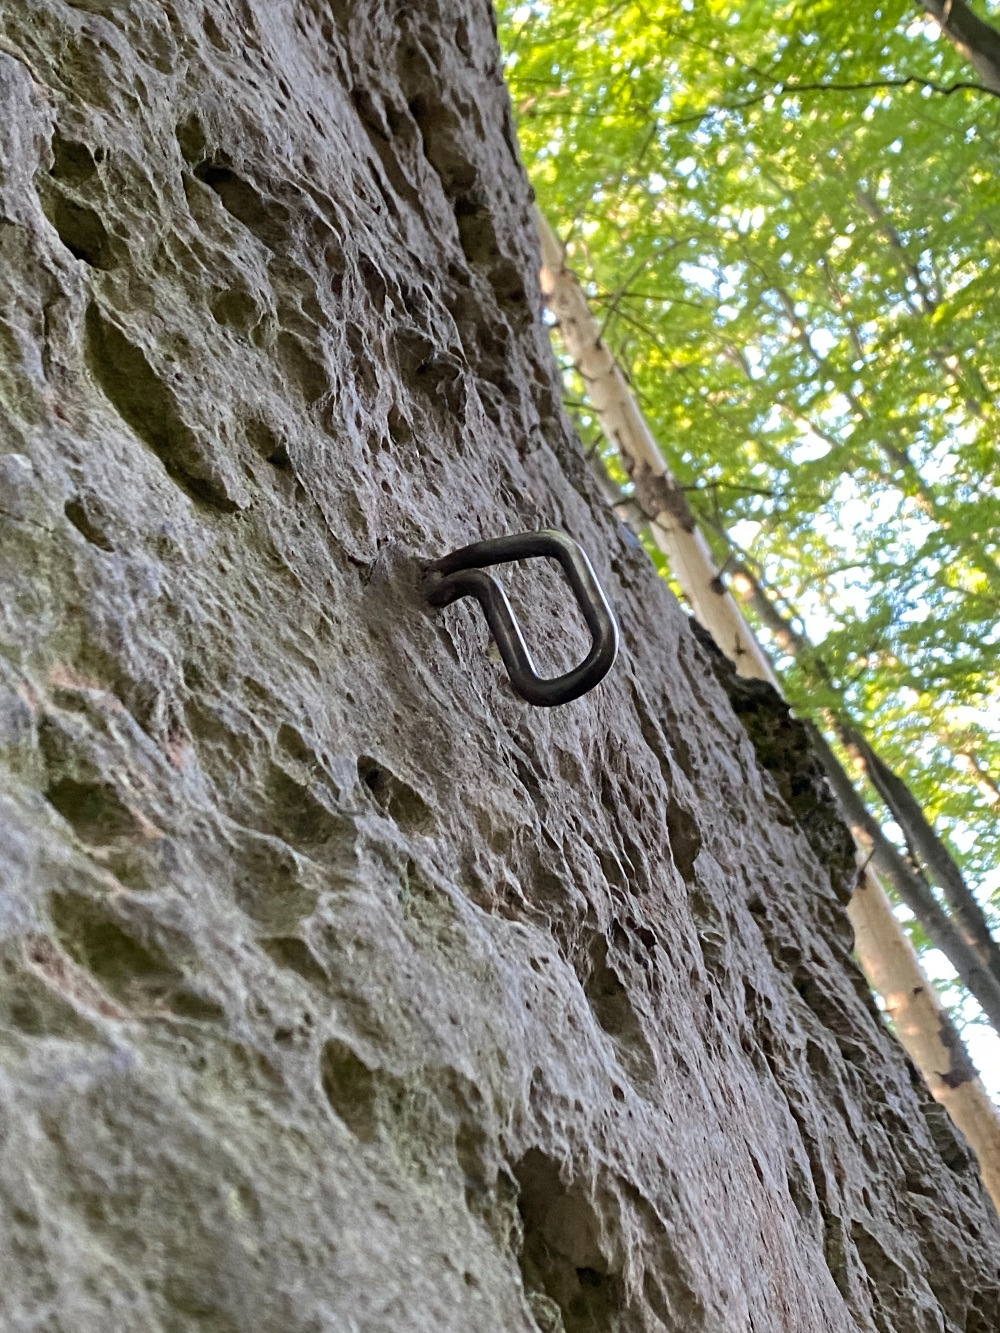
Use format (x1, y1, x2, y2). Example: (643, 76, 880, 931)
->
(0, 2, 997, 1330)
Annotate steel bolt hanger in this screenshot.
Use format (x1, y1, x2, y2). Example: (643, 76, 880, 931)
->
(425, 529, 619, 706)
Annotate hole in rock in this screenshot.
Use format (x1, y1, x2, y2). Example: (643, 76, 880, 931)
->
(320, 1037, 377, 1141)
(64, 498, 114, 550)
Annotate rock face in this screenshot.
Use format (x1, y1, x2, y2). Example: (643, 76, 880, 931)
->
(0, 2, 997, 1329)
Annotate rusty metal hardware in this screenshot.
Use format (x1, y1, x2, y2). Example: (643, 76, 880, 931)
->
(425, 529, 619, 706)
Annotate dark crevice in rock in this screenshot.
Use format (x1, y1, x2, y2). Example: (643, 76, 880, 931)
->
(394, 324, 468, 413)
(266, 439, 292, 470)
(3, 946, 104, 1040)
(264, 764, 346, 848)
(39, 132, 116, 269)
(43, 191, 115, 269)
(404, 65, 526, 308)
(210, 286, 264, 336)
(406, 88, 477, 199)
(231, 834, 322, 933)
(350, 86, 422, 210)
(176, 112, 208, 165)
(454, 191, 502, 267)
(84, 304, 239, 512)
(49, 135, 101, 185)
(246, 417, 294, 472)
(45, 775, 139, 845)
(63, 497, 115, 550)
(513, 1148, 629, 1333)
(48, 891, 222, 1022)
(193, 161, 291, 250)
(357, 755, 433, 832)
(580, 934, 657, 1092)
(319, 1037, 378, 1141)
(261, 934, 329, 987)
(663, 796, 701, 883)
(275, 722, 314, 767)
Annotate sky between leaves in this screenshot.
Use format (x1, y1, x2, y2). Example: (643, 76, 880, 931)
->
(496, 0, 1000, 1075)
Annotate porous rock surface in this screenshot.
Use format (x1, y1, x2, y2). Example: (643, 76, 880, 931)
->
(0, 2, 997, 1330)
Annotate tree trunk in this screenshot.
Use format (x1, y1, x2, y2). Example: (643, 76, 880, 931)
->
(537, 212, 779, 686)
(847, 865, 1000, 1207)
(810, 724, 1000, 1034)
(920, 0, 1000, 92)
(0, 3, 998, 1330)
(840, 724, 1000, 1002)
(730, 558, 1000, 1035)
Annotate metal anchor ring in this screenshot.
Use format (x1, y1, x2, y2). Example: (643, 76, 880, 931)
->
(425, 529, 619, 706)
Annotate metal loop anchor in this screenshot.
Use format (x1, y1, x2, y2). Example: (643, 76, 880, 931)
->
(425, 529, 619, 706)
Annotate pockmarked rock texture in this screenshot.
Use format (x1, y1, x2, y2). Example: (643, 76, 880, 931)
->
(0, 2, 998, 1329)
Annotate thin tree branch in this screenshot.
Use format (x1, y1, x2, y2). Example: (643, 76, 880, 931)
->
(658, 74, 1000, 130)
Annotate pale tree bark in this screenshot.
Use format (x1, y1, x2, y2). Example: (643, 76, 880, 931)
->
(841, 725, 1000, 997)
(539, 215, 1000, 1211)
(810, 723, 1000, 1036)
(847, 866, 1000, 1205)
(537, 213, 778, 686)
(920, 0, 1000, 92)
(1, 2, 1000, 1327)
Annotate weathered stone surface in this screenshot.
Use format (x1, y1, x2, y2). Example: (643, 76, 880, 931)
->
(0, 2, 997, 1330)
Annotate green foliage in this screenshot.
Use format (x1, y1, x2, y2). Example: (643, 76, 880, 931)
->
(499, 1, 1000, 984)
